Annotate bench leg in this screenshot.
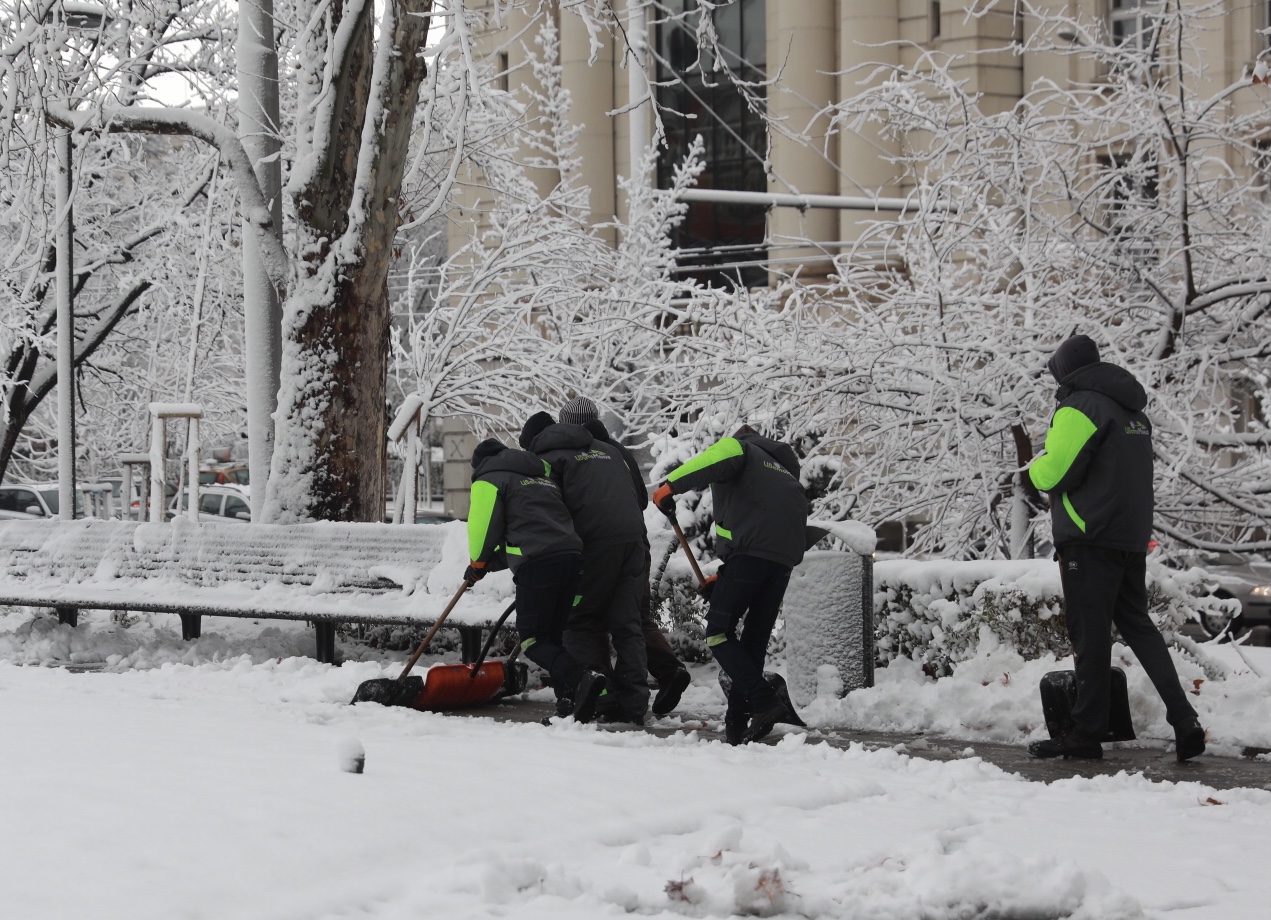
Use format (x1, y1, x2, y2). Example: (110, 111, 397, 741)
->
(315, 622, 337, 665)
(56, 606, 78, 628)
(458, 626, 482, 664)
(180, 614, 202, 641)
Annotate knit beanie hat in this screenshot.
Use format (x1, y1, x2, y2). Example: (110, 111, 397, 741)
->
(1047, 334, 1100, 383)
(471, 438, 506, 469)
(518, 411, 555, 450)
(559, 396, 600, 427)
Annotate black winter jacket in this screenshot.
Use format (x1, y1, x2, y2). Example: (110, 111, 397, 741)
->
(665, 433, 810, 568)
(468, 448, 582, 570)
(529, 423, 646, 548)
(1028, 362, 1154, 552)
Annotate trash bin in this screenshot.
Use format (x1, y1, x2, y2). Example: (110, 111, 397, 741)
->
(783, 550, 874, 708)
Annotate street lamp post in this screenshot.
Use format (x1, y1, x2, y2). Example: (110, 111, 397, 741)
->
(54, 126, 76, 520)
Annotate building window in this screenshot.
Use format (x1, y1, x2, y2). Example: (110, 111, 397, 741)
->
(930, 1, 942, 42)
(656, 0, 768, 290)
(1108, 0, 1159, 53)
(1099, 152, 1159, 263)
(496, 52, 509, 92)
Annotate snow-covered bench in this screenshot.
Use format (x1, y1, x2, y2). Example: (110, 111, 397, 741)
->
(0, 518, 512, 664)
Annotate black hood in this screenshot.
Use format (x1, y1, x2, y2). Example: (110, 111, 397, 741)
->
(740, 432, 801, 478)
(530, 422, 593, 454)
(474, 447, 548, 480)
(1058, 362, 1147, 412)
(583, 418, 611, 442)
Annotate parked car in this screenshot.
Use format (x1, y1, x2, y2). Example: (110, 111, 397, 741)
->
(199, 465, 249, 486)
(1166, 551, 1271, 639)
(168, 485, 252, 524)
(0, 482, 85, 519)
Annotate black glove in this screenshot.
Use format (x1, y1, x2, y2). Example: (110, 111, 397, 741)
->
(697, 574, 718, 602)
(463, 563, 485, 585)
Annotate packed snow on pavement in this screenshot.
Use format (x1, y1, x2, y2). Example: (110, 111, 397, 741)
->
(2, 610, 1269, 919)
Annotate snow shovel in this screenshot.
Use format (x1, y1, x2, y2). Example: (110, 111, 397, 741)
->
(350, 580, 471, 706)
(1039, 667, 1136, 742)
(408, 599, 518, 711)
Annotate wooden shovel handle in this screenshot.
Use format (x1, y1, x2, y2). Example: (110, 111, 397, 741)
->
(671, 520, 707, 586)
(396, 580, 470, 681)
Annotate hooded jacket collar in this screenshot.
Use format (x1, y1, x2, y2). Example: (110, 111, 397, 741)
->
(1057, 362, 1147, 412)
(474, 448, 548, 479)
(530, 423, 593, 454)
(739, 432, 801, 477)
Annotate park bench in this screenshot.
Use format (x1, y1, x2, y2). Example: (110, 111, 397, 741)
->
(0, 518, 512, 664)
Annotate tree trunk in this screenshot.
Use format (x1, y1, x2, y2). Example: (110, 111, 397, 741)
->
(265, 0, 433, 523)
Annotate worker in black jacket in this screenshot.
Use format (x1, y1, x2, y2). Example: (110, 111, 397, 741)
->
(466, 438, 606, 722)
(520, 412, 651, 721)
(653, 425, 810, 744)
(560, 396, 692, 716)
(1027, 335, 1204, 761)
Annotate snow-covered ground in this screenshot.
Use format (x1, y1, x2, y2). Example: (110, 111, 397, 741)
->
(3, 610, 1270, 919)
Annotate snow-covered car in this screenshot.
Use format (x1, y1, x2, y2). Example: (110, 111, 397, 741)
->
(0, 482, 85, 519)
(1170, 551, 1271, 639)
(168, 485, 252, 524)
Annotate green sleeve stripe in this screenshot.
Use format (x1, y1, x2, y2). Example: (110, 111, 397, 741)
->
(467, 480, 499, 560)
(1029, 407, 1097, 492)
(1062, 493, 1087, 533)
(668, 437, 743, 483)
(706, 633, 728, 646)
(505, 545, 522, 556)
(714, 524, 732, 540)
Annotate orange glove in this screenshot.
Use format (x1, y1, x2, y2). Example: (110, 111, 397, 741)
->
(652, 482, 676, 520)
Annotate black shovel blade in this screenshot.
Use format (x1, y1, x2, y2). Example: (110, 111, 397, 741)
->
(351, 675, 425, 706)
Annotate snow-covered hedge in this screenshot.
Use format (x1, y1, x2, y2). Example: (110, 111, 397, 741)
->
(874, 558, 1233, 678)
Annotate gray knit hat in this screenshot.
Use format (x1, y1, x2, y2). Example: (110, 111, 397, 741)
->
(559, 396, 600, 426)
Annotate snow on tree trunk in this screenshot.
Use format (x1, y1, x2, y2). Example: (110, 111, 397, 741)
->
(264, 0, 433, 523)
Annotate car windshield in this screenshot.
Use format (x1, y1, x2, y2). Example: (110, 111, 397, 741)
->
(39, 489, 85, 515)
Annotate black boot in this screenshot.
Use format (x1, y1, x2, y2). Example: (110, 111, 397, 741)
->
(1174, 718, 1206, 762)
(741, 697, 797, 744)
(1027, 729, 1103, 760)
(724, 711, 749, 746)
(571, 670, 608, 723)
(652, 667, 691, 716)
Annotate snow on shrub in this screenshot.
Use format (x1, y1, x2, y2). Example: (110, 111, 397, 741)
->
(874, 557, 1233, 679)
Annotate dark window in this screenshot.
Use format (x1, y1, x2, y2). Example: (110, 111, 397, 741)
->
(930, 1, 942, 41)
(0, 489, 19, 512)
(656, 0, 767, 289)
(199, 492, 223, 514)
(223, 496, 250, 520)
(1109, 0, 1159, 53)
(1100, 152, 1159, 263)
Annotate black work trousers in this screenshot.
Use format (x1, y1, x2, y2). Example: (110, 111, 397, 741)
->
(563, 540, 649, 717)
(514, 553, 585, 699)
(705, 555, 791, 718)
(1058, 544, 1198, 736)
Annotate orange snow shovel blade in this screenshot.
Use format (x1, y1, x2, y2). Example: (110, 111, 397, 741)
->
(406, 660, 508, 711)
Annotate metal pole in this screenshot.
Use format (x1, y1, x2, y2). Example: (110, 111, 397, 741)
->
(149, 417, 165, 524)
(237, 0, 283, 521)
(675, 188, 916, 212)
(55, 128, 76, 520)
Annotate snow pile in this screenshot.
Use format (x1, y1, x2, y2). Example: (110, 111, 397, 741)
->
(798, 641, 1271, 754)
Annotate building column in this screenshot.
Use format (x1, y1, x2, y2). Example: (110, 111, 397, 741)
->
(766, 0, 839, 281)
(837, 0, 901, 250)
(560, 9, 617, 244)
